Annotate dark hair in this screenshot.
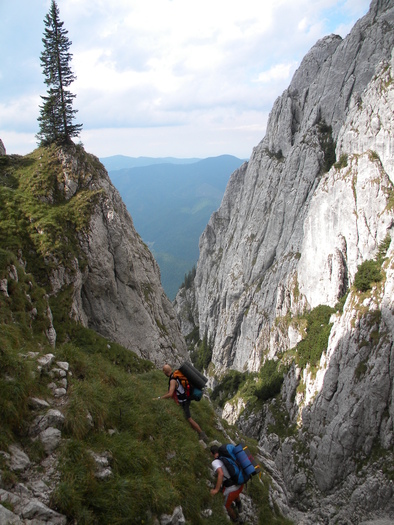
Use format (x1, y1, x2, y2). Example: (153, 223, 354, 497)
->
(210, 445, 219, 455)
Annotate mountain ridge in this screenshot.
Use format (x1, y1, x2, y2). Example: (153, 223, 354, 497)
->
(100, 154, 202, 171)
(175, 0, 394, 522)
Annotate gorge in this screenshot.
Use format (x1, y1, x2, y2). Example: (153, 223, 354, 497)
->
(1, 0, 394, 523)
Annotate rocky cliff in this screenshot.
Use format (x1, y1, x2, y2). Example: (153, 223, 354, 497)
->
(175, 0, 394, 522)
(0, 145, 192, 523)
(2, 145, 187, 367)
(55, 146, 187, 366)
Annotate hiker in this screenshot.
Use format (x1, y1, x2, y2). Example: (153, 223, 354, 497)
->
(157, 364, 208, 441)
(210, 445, 243, 523)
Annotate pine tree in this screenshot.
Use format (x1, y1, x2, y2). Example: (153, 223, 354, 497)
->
(37, 0, 82, 146)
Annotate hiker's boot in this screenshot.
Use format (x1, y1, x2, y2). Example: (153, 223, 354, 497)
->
(230, 516, 243, 525)
(199, 431, 208, 443)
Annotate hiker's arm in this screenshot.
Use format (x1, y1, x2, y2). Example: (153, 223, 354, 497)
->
(157, 379, 176, 400)
(210, 468, 224, 495)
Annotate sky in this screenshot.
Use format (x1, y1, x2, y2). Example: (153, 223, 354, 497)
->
(0, 0, 371, 160)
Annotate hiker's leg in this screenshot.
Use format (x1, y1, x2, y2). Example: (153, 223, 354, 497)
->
(182, 401, 201, 433)
(224, 490, 238, 521)
(227, 506, 238, 521)
(235, 495, 242, 512)
(187, 416, 202, 434)
(225, 486, 243, 521)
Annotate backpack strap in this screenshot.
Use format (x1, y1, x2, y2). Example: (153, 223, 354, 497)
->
(219, 456, 240, 487)
(170, 370, 191, 402)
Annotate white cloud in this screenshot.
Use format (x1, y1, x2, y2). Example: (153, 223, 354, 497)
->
(0, 0, 371, 158)
(255, 62, 299, 84)
(0, 130, 38, 155)
(0, 95, 42, 131)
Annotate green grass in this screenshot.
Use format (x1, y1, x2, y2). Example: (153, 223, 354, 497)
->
(0, 145, 102, 289)
(353, 235, 391, 293)
(1, 324, 283, 524)
(295, 305, 335, 370)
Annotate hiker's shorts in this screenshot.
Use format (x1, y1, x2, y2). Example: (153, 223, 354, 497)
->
(180, 399, 191, 419)
(223, 484, 243, 509)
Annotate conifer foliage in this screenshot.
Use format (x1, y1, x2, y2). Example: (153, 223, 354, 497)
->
(37, 0, 82, 146)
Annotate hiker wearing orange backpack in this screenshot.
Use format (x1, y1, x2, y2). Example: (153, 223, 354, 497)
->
(156, 364, 208, 442)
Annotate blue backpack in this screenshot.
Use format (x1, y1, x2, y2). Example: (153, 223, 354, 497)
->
(218, 444, 261, 487)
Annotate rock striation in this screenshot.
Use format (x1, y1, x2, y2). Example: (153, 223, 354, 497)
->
(175, 0, 394, 522)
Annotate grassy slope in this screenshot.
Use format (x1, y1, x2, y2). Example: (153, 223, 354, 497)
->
(0, 148, 292, 525)
(0, 295, 282, 525)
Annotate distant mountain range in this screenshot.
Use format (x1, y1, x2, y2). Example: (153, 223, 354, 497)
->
(100, 155, 247, 300)
(100, 155, 201, 171)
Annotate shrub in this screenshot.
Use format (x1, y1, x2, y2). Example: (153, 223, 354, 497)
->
(254, 359, 286, 401)
(296, 305, 335, 370)
(354, 259, 383, 292)
(376, 234, 391, 262)
(334, 153, 348, 169)
(354, 235, 391, 292)
(211, 370, 248, 407)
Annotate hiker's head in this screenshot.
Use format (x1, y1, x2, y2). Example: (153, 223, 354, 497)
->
(163, 364, 172, 377)
(210, 445, 219, 458)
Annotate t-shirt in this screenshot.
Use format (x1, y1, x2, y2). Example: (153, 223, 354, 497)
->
(211, 458, 241, 495)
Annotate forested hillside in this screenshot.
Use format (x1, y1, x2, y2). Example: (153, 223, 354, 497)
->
(104, 155, 245, 299)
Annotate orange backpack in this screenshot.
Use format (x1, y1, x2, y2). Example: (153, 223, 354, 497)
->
(170, 370, 191, 403)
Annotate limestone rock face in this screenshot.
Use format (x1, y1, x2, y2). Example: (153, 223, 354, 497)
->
(175, 0, 394, 522)
(176, 0, 394, 376)
(292, 56, 394, 504)
(50, 146, 187, 367)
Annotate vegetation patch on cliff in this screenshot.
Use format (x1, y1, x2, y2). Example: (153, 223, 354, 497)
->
(317, 120, 336, 173)
(354, 234, 391, 292)
(212, 359, 289, 411)
(294, 305, 335, 371)
(0, 146, 103, 289)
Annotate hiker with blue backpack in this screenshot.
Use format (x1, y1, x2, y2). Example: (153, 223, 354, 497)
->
(156, 364, 208, 442)
(210, 444, 244, 523)
(210, 443, 261, 523)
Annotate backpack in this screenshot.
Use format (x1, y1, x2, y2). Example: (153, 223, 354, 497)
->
(218, 443, 261, 487)
(171, 370, 191, 402)
(177, 362, 208, 402)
